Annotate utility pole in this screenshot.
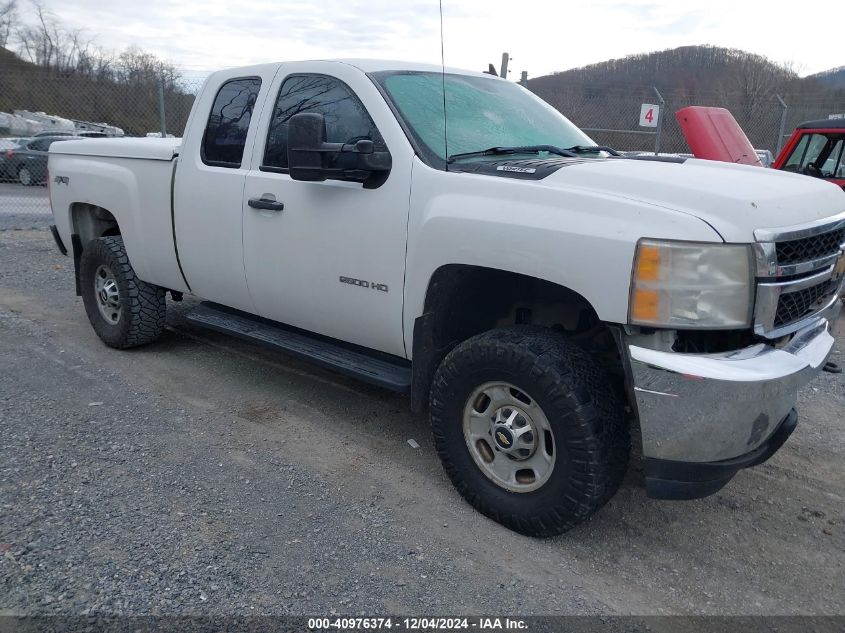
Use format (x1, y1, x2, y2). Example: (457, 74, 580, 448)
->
(775, 94, 788, 156)
(653, 86, 665, 155)
(500, 52, 510, 79)
(158, 75, 168, 138)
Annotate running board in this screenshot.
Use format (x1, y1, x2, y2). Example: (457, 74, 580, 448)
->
(184, 303, 412, 392)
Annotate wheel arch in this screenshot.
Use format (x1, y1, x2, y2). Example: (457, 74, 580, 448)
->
(71, 203, 122, 242)
(68, 203, 122, 296)
(409, 263, 624, 413)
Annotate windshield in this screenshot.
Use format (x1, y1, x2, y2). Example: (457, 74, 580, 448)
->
(782, 132, 845, 179)
(373, 71, 594, 165)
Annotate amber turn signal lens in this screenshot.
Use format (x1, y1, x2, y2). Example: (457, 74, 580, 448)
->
(630, 289, 659, 322)
(635, 244, 661, 282)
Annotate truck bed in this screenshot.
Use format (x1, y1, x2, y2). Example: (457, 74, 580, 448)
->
(48, 137, 188, 294)
(50, 137, 181, 161)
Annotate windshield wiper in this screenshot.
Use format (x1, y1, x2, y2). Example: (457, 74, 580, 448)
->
(447, 145, 578, 163)
(562, 145, 621, 156)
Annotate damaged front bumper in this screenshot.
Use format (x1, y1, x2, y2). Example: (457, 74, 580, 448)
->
(625, 299, 840, 500)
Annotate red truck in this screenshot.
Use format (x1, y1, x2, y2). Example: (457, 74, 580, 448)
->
(774, 119, 845, 190)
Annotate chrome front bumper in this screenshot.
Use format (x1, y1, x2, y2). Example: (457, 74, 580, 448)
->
(627, 299, 840, 466)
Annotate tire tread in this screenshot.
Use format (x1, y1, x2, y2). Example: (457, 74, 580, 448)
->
(429, 326, 629, 537)
(80, 236, 166, 349)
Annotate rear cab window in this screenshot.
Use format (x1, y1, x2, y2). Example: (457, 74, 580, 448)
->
(202, 77, 262, 168)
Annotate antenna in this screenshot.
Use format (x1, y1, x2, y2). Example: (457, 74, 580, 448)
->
(439, 0, 448, 168)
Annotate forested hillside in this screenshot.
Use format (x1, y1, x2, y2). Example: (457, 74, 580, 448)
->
(0, 0, 196, 136)
(528, 46, 845, 153)
(0, 46, 195, 136)
(809, 67, 845, 90)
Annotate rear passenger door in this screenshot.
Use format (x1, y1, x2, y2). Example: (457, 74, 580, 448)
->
(173, 67, 277, 312)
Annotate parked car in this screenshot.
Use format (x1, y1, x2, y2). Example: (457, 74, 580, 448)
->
(1, 136, 32, 146)
(33, 130, 77, 138)
(34, 130, 116, 139)
(774, 119, 845, 189)
(0, 138, 30, 180)
(48, 60, 844, 537)
(756, 149, 774, 168)
(6, 136, 86, 185)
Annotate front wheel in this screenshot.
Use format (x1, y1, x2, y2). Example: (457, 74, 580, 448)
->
(80, 236, 166, 348)
(430, 327, 629, 537)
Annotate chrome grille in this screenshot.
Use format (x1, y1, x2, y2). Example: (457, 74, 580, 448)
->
(753, 212, 845, 338)
(774, 279, 838, 327)
(775, 227, 845, 265)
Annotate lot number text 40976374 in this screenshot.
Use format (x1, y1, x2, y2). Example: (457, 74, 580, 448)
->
(307, 617, 528, 630)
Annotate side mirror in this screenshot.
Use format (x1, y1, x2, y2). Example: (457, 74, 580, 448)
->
(287, 112, 392, 188)
(287, 112, 329, 182)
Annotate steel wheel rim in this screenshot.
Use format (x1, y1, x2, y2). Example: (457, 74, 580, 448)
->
(19, 168, 31, 186)
(462, 381, 556, 493)
(94, 264, 122, 325)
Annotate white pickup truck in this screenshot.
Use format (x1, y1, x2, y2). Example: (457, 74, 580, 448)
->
(48, 60, 845, 537)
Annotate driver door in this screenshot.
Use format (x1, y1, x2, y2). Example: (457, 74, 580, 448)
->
(241, 66, 412, 358)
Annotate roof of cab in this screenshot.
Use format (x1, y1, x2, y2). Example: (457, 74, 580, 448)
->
(204, 59, 500, 85)
(334, 59, 493, 78)
(796, 119, 845, 130)
(215, 59, 496, 78)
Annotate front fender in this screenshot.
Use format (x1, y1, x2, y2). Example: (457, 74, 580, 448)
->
(402, 161, 723, 356)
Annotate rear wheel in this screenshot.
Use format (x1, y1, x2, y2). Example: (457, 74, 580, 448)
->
(80, 236, 166, 348)
(430, 326, 629, 537)
(18, 166, 33, 186)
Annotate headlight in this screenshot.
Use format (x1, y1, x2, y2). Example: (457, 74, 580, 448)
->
(629, 239, 753, 329)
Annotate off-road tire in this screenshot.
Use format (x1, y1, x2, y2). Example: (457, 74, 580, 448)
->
(80, 236, 166, 349)
(430, 326, 629, 537)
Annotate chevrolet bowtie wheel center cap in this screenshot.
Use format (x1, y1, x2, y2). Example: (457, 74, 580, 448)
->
(463, 382, 556, 493)
(489, 407, 537, 460)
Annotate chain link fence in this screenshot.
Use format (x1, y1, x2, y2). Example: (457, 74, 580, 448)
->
(2, 66, 844, 225)
(0, 66, 204, 139)
(530, 80, 845, 160)
(0, 66, 204, 224)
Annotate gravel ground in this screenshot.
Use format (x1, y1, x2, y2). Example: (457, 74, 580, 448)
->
(0, 184, 52, 231)
(1, 228, 844, 617)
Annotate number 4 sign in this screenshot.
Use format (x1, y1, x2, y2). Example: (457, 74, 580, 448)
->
(639, 104, 660, 128)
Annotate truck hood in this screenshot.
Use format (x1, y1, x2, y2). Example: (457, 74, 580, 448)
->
(547, 157, 845, 242)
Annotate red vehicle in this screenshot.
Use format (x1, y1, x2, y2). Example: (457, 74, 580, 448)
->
(774, 119, 845, 190)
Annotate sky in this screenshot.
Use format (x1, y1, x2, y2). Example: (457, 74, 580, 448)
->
(35, 0, 845, 79)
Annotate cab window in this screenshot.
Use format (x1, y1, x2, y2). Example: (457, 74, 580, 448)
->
(262, 74, 385, 171)
(783, 135, 809, 171)
(784, 133, 845, 178)
(201, 77, 262, 168)
(784, 133, 829, 172)
(821, 138, 843, 178)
